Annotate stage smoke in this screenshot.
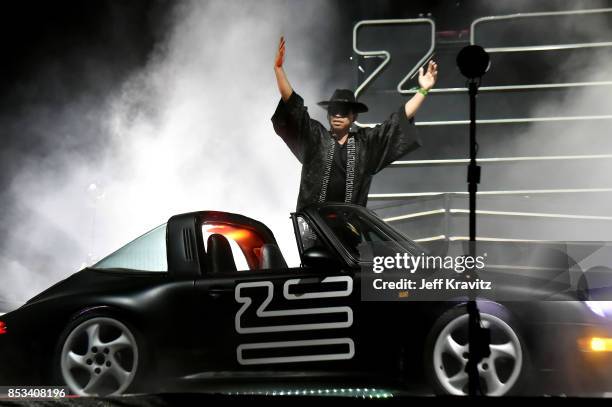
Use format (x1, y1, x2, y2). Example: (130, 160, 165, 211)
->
(0, 0, 341, 304)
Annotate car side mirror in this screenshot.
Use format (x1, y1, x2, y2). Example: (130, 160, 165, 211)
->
(302, 247, 338, 269)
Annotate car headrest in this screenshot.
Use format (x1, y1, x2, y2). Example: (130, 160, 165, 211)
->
(207, 234, 237, 273)
(260, 243, 288, 269)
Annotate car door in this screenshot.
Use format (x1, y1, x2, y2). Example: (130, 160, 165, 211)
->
(191, 214, 360, 382)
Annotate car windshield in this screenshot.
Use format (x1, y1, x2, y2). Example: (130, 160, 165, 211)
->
(317, 205, 427, 261)
(92, 224, 168, 272)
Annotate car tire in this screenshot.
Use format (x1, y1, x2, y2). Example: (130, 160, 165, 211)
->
(53, 311, 146, 396)
(424, 304, 532, 396)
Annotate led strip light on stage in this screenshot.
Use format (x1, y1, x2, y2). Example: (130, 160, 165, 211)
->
(383, 209, 612, 223)
(359, 114, 612, 128)
(223, 387, 394, 399)
(415, 115, 612, 126)
(413, 235, 578, 243)
(403, 81, 612, 94)
(383, 209, 446, 221)
(413, 235, 447, 243)
(416, 237, 612, 246)
(383, 209, 612, 243)
(368, 188, 612, 200)
(390, 154, 612, 167)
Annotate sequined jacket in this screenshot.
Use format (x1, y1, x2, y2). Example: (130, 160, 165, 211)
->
(272, 91, 422, 210)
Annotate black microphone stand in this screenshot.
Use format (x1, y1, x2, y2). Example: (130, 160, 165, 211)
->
(465, 78, 487, 397)
(457, 45, 491, 396)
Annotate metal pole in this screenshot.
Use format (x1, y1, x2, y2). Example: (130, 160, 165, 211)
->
(465, 79, 489, 396)
(468, 80, 479, 242)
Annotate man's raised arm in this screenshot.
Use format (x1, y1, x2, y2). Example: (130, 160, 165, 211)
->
(274, 36, 293, 102)
(271, 36, 317, 162)
(403, 60, 438, 119)
(363, 60, 438, 173)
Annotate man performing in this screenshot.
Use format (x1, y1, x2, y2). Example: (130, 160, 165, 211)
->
(272, 36, 438, 210)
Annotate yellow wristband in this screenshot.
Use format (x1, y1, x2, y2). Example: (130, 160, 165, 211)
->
(418, 88, 429, 96)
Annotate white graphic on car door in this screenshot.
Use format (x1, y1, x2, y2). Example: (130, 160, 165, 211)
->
(235, 276, 354, 365)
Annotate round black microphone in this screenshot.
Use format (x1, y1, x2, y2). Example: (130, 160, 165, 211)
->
(456, 45, 490, 79)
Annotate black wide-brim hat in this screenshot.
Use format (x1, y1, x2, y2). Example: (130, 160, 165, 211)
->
(317, 88, 368, 113)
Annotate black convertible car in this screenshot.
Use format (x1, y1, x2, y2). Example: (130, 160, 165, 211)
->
(1, 203, 611, 397)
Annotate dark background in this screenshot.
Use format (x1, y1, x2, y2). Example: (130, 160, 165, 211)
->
(0, 0, 169, 191)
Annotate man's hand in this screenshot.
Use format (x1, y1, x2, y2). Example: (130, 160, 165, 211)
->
(275, 36, 286, 68)
(274, 36, 293, 101)
(418, 60, 438, 91)
(404, 60, 438, 119)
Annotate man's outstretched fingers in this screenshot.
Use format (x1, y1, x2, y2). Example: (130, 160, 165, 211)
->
(275, 36, 286, 68)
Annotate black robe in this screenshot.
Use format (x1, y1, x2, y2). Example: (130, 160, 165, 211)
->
(271, 91, 422, 211)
